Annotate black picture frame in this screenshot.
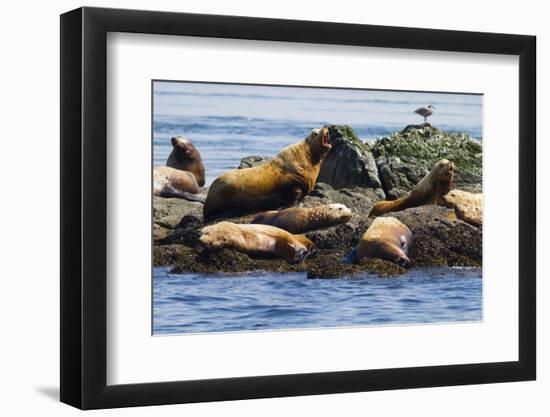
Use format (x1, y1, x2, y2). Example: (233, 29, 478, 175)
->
(60, 6, 536, 410)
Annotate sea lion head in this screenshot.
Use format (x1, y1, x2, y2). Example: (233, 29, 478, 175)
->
(171, 136, 200, 161)
(169, 136, 205, 187)
(305, 127, 332, 158)
(199, 222, 231, 249)
(324, 203, 353, 223)
(433, 159, 454, 182)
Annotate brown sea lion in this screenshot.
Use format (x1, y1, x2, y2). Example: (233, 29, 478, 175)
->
(370, 159, 454, 216)
(203, 127, 332, 220)
(199, 222, 316, 264)
(166, 136, 205, 186)
(342, 217, 413, 267)
(251, 204, 352, 234)
(443, 189, 482, 227)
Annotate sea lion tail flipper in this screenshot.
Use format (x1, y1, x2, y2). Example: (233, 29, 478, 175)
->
(341, 248, 359, 264)
(160, 189, 206, 203)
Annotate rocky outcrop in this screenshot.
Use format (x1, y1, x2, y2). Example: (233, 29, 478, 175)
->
(372, 123, 482, 198)
(317, 125, 385, 198)
(153, 195, 205, 241)
(383, 206, 482, 267)
(153, 124, 483, 278)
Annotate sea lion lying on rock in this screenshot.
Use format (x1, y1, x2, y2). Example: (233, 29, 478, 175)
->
(203, 127, 332, 220)
(153, 167, 204, 202)
(370, 159, 454, 216)
(443, 189, 482, 227)
(342, 217, 413, 267)
(251, 204, 352, 234)
(199, 222, 316, 264)
(153, 136, 206, 202)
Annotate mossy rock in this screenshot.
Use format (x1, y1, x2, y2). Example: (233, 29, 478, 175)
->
(372, 123, 482, 196)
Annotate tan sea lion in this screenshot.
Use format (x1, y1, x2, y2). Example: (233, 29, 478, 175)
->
(251, 204, 353, 234)
(203, 127, 332, 220)
(153, 166, 205, 202)
(370, 159, 454, 216)
(199, 222, 316, 264)
(443, 189, 482, 227)
(166, 136, 205, 186)
(342, 217, 413, 267)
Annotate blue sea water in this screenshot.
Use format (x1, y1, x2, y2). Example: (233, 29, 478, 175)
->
(153, 267, 482, 335)
(152, 81, 483, 335)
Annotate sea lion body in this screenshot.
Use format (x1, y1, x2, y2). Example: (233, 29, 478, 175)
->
(342, 217, 412, 267)
(443, 189, 482, 227)
(166, 136, 205, 186)
(199, 222, 316, 264)
(153, 136, 206, 201)
(370, 159, 454, 216)
(251, 204, 352, 234)
(153, 166, 204, 201)
(203, 128, 332, 220)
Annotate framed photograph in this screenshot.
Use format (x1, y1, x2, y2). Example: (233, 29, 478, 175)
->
(60, 6, 536, 409)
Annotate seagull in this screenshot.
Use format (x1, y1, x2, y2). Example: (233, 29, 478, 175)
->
(414, 105, 435, 123)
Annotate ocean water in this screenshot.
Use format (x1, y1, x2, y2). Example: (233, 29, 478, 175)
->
(152, 81, 483, 335)
(153, 267, 482, 335)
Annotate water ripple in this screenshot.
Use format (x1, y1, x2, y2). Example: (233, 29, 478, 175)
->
(153, 267, 482, 335)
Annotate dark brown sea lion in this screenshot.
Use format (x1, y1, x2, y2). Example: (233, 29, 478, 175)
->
(166, 136, 205, 187)
(199, 222, 316, 264)
(370, 159, 454, 216)
(342, 217, 413, 267)
(251, 204, 352, 234)
(203, 127, 332, 220)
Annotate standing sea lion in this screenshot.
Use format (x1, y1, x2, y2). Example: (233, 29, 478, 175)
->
(203, 127, 332, 220)
(370, 159, 454, 216)
(166, 136, 205, 186)
(342, 217, 413, 267)
(199, 222, 316, 264)
(153, 136, 206, 202)
(251, 204, 353, 234)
